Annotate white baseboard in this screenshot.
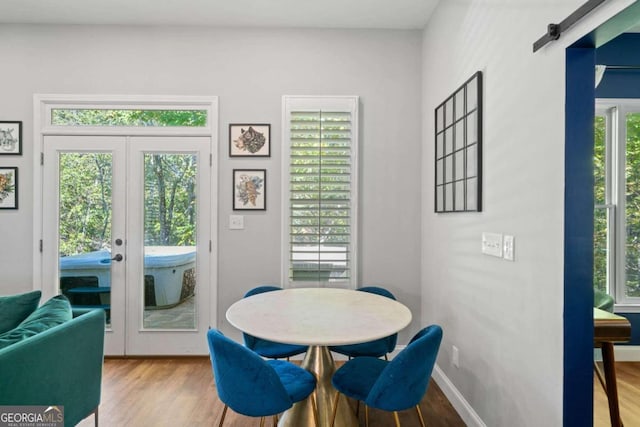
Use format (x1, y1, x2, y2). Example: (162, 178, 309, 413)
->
(432, 364, 486, 427)
(320, 345, 640, 425)
(593, 345, 640, 362)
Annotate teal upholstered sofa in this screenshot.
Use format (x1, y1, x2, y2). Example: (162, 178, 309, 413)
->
(0, 307, 105, 427)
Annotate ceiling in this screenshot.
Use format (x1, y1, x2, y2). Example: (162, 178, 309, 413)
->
(0, 0, 440, 30)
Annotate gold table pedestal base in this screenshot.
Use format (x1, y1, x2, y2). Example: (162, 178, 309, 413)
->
(279, 345, 358, 427)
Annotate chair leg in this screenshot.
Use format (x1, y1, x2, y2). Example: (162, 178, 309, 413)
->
(311, 392, 319, 427)
(393, 411, 401, 427)
(415, 405, 426, 427)
(331, 392, 341, 427)
(384, 354, 389, 361)
(260, 416, 265, 427)
(218, 404, 228, 427)
(366, 405, 371, 427)
(355, 400, 360, 417)
(272, 415, 278, 427)
(94, 407, 99, 427)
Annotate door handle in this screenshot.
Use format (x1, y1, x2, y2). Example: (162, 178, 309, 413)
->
(111, 254, 124, 262)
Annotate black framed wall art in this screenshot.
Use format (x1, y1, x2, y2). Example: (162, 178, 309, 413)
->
(0, 167, 18, 209)
(434, 71, 482, 213)
(229, 124, 270, 157)
(233, 169, 266, 210)
(0, 121, 22, 155)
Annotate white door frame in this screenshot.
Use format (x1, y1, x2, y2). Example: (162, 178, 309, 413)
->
(33, 94, 219, 355)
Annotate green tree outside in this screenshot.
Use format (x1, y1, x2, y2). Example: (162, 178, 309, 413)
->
(625, 113, 640, 297)
(58, 111, 199, 257)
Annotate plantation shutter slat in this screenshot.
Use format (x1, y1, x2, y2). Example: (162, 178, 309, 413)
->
(287, 109, 353, 284)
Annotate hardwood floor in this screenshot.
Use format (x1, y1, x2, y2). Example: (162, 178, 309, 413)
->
(77, 357, 465, 427)
(594, 362, 640, 426)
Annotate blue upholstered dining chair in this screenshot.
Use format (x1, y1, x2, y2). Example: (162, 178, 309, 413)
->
(330, 324, 443, 427)
(207, 329, 318, 427)
(330, 286, 398, 360)
(242, 285, 308, 359)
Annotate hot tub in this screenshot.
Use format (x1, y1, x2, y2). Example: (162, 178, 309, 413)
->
(59, 246, 196, 308)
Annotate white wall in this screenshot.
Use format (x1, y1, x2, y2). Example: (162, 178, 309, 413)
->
(421, 1, 635, 426)
(0, 24, 423, 342)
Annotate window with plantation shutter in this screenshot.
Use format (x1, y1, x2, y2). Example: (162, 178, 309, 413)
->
(282, 96, 359, 287)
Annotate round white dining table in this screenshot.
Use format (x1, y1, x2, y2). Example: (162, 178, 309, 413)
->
(226, 287, 412, 427)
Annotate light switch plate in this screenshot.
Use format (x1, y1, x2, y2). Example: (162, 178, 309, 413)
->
(229, 215, 244, 230)
(503, 235, 515, 261)
(482, 232, 503, 257)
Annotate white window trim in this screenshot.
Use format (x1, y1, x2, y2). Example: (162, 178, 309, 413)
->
(38, 94, 216, 136)
(32, 94, 219, 323)
(280, 95, 359, 288)
(596, 98, 640, 311)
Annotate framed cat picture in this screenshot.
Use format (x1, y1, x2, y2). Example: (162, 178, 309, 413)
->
(229, 124, 271, 157)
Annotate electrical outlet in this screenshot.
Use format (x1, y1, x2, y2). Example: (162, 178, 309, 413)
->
(229, 215, 244, 230)
(452, 345, 459, 368)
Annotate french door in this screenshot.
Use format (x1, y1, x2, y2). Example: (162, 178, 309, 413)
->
(42, 135, 211, 355)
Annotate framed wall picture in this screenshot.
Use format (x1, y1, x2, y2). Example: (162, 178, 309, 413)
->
(0, 167, 18, 209)
(0, 121, 22, 155)
(434, 71, 482, 213)
(229, 124, 270, 157)
(233, 169, 266, 210)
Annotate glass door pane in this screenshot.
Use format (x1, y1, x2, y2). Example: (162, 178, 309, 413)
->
(58, 153, 114, 326)
(142, 153, 198, 329)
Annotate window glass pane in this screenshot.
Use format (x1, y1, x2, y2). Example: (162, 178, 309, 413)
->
(467, 78, 478, 111)
(594, 115, 606, 206)
(445, 183, 453, 211)
(455, 90, 465, 120)
(466, 177, 477, 211)
(436, 159, 444, 185)
(594, 207, 608, 293)
(51, 109, 207, 127)
(455, 181, 465, 211)
(445, 127, 453, 155)
(436, 132, 443, 159)
(466, 144, 477, 178)
(455, 121, 464, 151)
(436, 106, 444, 131)
(436, 185, 443, 211)
(467, 112, 477, 145)
(593, 114, 609, 295)
(445, 155, 453, 183)
(445, 99, 454, 126)
(455, 151, 464, 181)
(625, 112, 640, 297)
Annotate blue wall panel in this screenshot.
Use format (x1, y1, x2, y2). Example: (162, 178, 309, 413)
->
(565, 47, 596, 427)
(597, 69, 640, 98)
(596, 33, 640, 65)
